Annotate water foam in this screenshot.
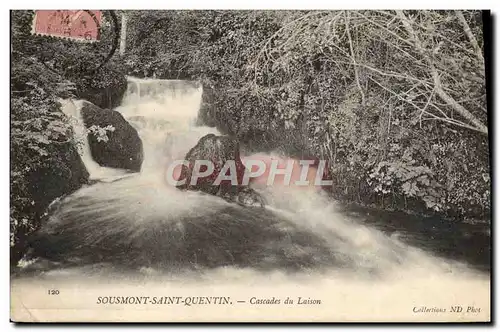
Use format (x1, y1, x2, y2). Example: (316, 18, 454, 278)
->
(20, 78, 489, 321)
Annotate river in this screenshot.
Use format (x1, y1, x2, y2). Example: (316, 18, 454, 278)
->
(10, 77, 491, 322)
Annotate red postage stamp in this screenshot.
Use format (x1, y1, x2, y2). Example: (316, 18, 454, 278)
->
(31, 10, 102, 42)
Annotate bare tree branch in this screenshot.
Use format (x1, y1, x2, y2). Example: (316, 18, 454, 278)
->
(419, 86, 436, 129)
(455, 10, 485, 68)
(396, 10, 488, 135)
(369, 77, 485, 134)
(344, 11, 366, 106)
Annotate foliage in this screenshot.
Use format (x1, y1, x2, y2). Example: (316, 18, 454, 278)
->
(87, 125, 116, 142)
(10, 10, 121, 264)
(11, 12, 73, 258)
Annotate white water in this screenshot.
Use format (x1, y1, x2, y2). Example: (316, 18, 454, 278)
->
(17, 77, 490, 321)
(57, 76, 491, 280)
(116, 78, 219, 174)
(59, 99, 131, 182)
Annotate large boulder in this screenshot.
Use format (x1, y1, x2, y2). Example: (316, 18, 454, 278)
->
(11, 139, 89, 266)
(74, 67, 127, 109)
(176, 134, 265, 207)
(80, 102, 143, 172)
(27, 144, 89, 212)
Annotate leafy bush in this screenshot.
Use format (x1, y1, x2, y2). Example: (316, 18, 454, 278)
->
(10, 11, 119, 264)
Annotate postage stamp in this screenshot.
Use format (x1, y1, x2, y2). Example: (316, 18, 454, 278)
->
(31, 10, 102, 42)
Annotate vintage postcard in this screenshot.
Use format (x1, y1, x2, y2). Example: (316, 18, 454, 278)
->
(10, 9, 491, 323)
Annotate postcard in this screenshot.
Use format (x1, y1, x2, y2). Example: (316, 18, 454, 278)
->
(10, 9, 491, 322)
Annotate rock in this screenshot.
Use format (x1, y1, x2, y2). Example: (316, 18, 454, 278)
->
(74, 67, 127, 109)
(10, 140, 90, 266)
(177, 134, 265, 207)
(80, 101, 143, 172)
(196, 84, 217, 127)
(235, 187, 267, 207)
(28, 143, 89, 212)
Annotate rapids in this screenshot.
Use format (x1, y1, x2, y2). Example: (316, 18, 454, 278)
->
(12, 77, 490, 322)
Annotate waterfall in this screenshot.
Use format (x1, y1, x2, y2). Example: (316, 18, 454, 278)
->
(20, 78, 488, 320)
(61, 77, 218, 182)
(115, 77, 218, 175)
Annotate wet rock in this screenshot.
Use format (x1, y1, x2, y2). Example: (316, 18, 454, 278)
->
(177, 134, 265, 207)
(236, 187, 267, 207)
(27, 143, 89, 211)
(80, 101, 143, 172)
(196, 84, 217, 127)
(11, 136, 89, 266)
